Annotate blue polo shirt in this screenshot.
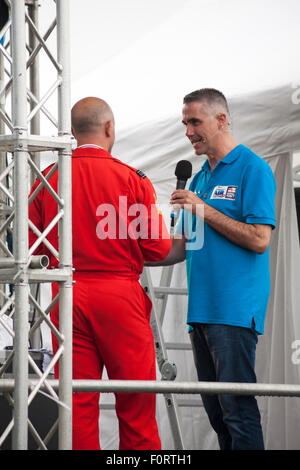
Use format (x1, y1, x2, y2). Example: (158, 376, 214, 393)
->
(176, 144, 276, 334)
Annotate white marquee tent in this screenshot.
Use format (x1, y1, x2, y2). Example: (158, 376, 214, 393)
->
(1, 0, 300, 450)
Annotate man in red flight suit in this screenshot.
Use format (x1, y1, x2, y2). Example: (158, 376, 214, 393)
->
(28, 97, 171, 450)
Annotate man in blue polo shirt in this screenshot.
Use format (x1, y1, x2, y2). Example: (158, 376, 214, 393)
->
(152, 88, 276, 450)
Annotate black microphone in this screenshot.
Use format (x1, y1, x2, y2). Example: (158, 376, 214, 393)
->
(170, 160, 192, 227)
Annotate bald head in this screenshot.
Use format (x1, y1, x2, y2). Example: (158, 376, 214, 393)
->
(71, 97, 115, 151)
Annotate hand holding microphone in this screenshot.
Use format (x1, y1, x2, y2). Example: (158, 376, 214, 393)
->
(170, 160, 192, 227)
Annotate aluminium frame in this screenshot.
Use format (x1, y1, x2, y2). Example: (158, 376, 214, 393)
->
(0, 0, 72, 450)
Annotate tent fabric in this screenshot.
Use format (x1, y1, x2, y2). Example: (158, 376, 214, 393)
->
(257, 152, 300, 450)
(96, 83, 300, 450)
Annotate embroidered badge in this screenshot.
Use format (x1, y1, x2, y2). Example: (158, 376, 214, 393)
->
(211, 185, 237, 200)
(136, 169, 147, 179)
(225, 186, 237, 199)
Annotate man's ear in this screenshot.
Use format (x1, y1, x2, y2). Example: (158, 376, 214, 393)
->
(216, 113, 227, 129)
(71, 127, 76, 138)
(104, 120, 113, 138)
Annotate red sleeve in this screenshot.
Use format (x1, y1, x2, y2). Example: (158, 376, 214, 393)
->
(129, 173, 171, 262)
(28, 177, 44, 255)
(28, 164, 56, 258)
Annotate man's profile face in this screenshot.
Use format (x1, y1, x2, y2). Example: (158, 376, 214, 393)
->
(182, 101, 219, 155)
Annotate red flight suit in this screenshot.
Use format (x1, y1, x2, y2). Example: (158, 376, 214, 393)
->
(28, 145, 171, 450)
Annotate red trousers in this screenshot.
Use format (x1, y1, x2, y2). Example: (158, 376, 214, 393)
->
(51, 274, 161, 450)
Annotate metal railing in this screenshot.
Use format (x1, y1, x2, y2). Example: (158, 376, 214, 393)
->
(1, 378, 300, 398)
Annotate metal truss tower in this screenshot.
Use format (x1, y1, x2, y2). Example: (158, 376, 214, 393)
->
(0, 0, 72, 450)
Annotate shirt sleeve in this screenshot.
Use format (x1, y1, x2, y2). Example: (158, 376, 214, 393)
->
(28, 165, 56, 259)
(28, 177, 44, 255)
(130, 173, 172, 262)
(242, 159, 276, 229)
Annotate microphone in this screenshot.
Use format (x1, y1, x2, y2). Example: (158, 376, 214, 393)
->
(170, 160, 192, 227)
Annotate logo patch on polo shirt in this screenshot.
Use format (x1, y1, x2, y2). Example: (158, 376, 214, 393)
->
(211, 185, 237, 200)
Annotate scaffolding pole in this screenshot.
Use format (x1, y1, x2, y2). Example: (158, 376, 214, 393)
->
(11, 0, 30, 450)
(56, 0, 72, 450)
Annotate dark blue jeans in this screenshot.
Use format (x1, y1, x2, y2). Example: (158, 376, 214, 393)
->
(190, 323, 264, 450)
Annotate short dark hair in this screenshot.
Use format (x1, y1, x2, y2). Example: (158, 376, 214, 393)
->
(183, 88, 229, 115)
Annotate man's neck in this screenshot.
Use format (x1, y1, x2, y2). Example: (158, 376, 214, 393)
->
(207, 136, 238, 172)
(76, 136, 110, 151)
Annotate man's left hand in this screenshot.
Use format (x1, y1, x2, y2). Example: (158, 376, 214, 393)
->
(170, 189, 204, 217)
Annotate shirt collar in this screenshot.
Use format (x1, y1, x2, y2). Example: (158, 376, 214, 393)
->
(219, 144, 242, 164)
(72, 146, 112, 158)
(77, 144, 104, 150)
(202, 159, 211, 173)
(202, 144, 242, 172)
